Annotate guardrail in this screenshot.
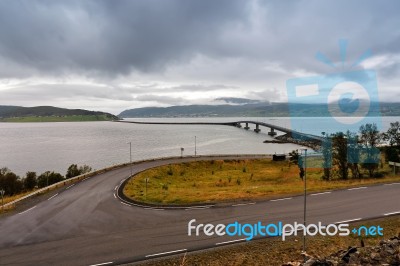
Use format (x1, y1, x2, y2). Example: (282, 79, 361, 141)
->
(2, 154, 273, 209)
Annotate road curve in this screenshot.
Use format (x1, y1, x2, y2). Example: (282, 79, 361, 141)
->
(0, 156, 399, 266)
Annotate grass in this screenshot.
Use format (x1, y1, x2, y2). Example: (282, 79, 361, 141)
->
(0, 115, 115, 122)
(123, 158, 400, 205)
(140, 216, 400, 266)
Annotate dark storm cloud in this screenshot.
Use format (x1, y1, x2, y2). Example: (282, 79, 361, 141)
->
(1, 0, 399, 79)
(0, 0, 248, 77)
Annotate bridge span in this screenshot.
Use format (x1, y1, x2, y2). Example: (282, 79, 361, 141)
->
(117, 119, 323, 142)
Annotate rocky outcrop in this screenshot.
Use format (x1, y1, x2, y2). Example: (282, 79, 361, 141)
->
(283, 235, 400, 266)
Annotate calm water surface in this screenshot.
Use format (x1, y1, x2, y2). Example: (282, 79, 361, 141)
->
(0, 117, 398, 176)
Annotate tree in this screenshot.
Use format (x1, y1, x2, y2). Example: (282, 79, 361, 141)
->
(66, 164, 80, 179)
(332, 132, 349, 180)
(321, 135, 332, 180)
(66, 164, 92, 179)
(382, 121, 400, 147)
(359, 123, 381, 178)
(346, 131, 361, 179)
(0, 168, 23, 196)
(79, 165, 92, 175)
(24, 171, 37, 190)
(37, 171, 64, 188)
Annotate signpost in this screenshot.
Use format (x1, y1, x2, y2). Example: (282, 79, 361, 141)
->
(145, 178, 149, 200)
(389, 161, 400, 175)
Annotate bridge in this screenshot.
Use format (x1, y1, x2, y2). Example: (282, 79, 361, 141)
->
(116, 120, 324, 142)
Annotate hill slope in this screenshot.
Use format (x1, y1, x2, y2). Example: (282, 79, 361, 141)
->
(0, 106, 118, 122)
(119, 102, 399, 118)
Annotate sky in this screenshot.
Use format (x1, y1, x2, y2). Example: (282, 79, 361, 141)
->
(0, 0, 399, 115)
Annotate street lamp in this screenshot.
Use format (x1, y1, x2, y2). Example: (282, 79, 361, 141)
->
(128, 142, 132, 178)
(300, 148, 308, 254)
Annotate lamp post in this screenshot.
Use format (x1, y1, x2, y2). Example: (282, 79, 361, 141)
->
(195, 136, 197, 157)
(300, 148, 308, 254)
(128, 142, 132, 178)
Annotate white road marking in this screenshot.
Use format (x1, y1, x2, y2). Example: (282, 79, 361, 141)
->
(47, 193, 58, 201)
(232, 202, 256, 207)
(347, 187, 367, 191)
(145, 249, 187, 258)
(185, 205, 212, 210)
(113, 193, 116, 199)
(114, 185, 118, 191)
(216, 238, 247, 245)
(270, 197, 292, 202)
(144, 208, 165, 211)
(384, 182, 400, 186)
(88, 262, 113, 266)
(18, 206, 37, 215)
(335, 218, 362, 224)
(121, 202, 131, 206)
(310, 192, 331, 196)
(119, 180, 124, 185)
(384, 211, 400, 216)
(66, 184, 75, 190)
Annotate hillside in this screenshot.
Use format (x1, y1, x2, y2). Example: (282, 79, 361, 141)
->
(119, 102, 400, 118)
(0, 106, 119, 122)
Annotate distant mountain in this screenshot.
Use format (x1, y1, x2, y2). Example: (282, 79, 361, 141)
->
(215, 97, 263, 104)
(0, 105, 119, 122)
(0, 105, 21, 116)
(119, 102, 400, 118)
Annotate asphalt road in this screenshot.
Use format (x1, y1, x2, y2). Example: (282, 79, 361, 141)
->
(0, 156, 399, 266)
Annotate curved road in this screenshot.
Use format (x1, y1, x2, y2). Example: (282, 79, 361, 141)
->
(0, 156, 399, 265)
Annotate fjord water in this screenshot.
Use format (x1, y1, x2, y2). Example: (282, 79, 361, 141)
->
(0, 117, 398, 176)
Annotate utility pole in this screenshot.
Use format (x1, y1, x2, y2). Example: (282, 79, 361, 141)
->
(128, 142, 132, 177)
(300, 148, 308, 254)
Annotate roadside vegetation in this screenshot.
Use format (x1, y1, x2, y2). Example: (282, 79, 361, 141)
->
(0, 164, 92, 205)
(124, 122, 400, 205)
(140, 216, 400, 266)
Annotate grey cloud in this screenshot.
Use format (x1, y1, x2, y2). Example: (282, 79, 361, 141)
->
(135, 94, 186, 105)
(0, 0, 400, 110)
(0, 84, 135, 101)
(1, 0, 399, 79)
(0, 0, 248, 77)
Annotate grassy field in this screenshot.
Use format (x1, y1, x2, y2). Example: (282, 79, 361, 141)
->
(0, 114, 115, 122)
(123, 158, 400, 205)
(139, 216, 400, 266)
